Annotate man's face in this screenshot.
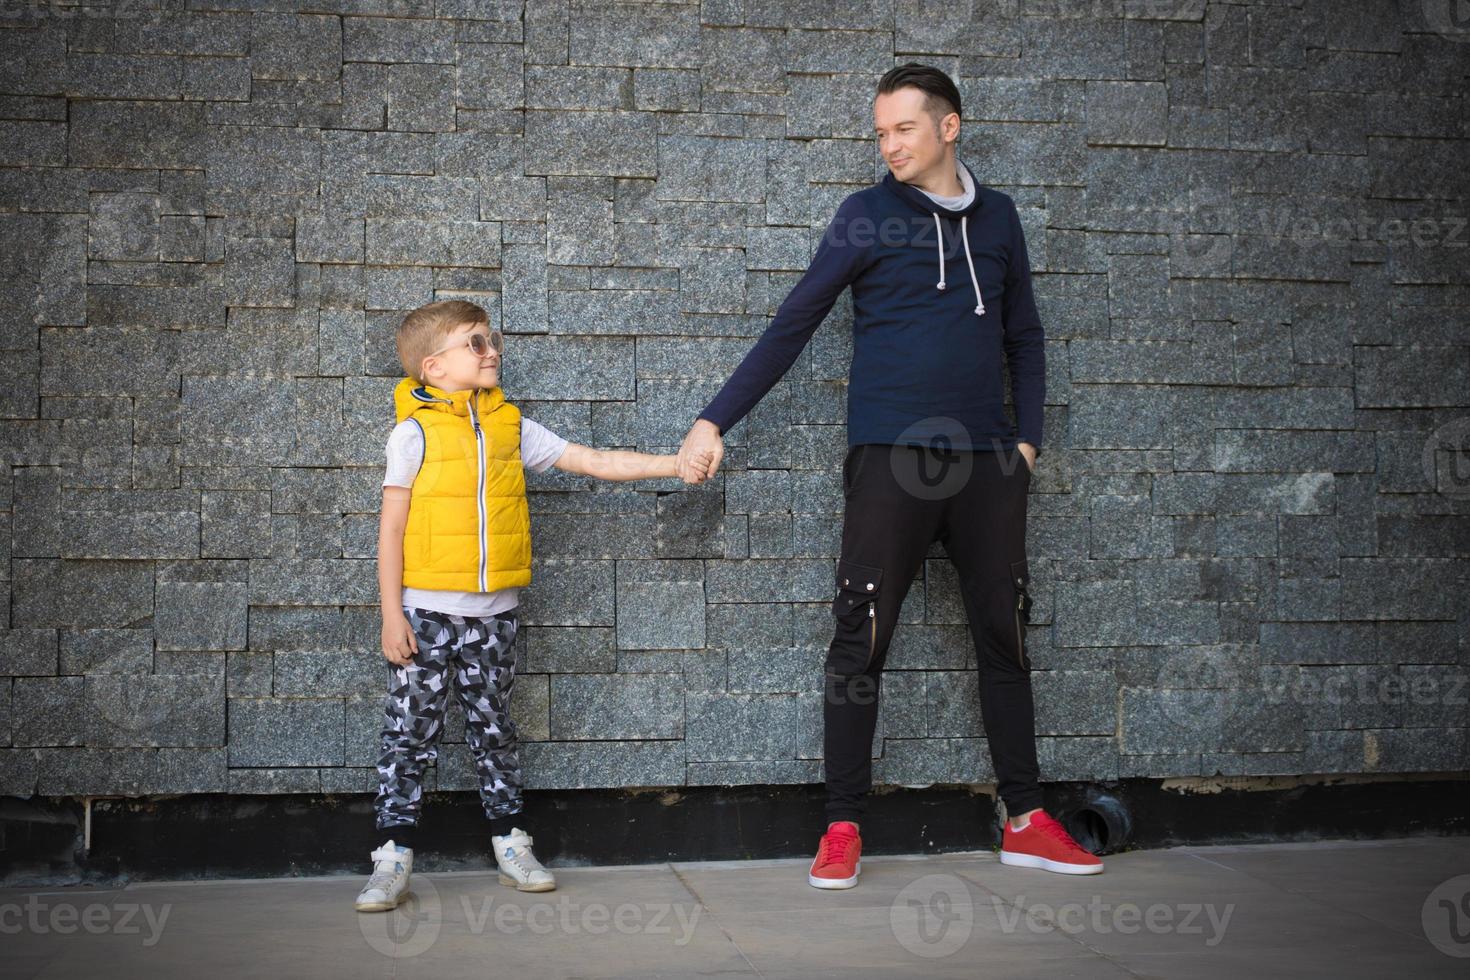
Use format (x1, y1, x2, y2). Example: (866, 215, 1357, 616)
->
(874, 86, 956, 185)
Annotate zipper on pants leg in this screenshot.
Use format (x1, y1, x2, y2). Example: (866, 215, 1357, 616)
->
(1009, 560, 1030, 671)
(853, 601, 879, 674)
(867, 605, 876, 668)
(1013, 592, 1026, 669)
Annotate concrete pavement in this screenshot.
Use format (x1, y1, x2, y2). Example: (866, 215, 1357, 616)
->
(4, 836, 1469, 978)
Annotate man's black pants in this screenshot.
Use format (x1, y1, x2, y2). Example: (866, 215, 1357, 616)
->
(824, 442, 1043, 824)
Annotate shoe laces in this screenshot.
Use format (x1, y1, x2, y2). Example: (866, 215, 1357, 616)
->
(1035, 815, 1088, 855)
(366, 859, 403, 892)
(502, 839, 546, 875)
(816, 826, 859, 868)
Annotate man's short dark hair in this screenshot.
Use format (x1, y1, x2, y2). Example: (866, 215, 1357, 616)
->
(876, 63, 962, 123)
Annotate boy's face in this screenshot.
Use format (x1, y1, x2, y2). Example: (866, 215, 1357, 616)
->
(420, 321, 501, 392)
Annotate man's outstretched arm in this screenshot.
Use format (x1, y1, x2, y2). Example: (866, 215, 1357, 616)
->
(678, 196, 874, 483)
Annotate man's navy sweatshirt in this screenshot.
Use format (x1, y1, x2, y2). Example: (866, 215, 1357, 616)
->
(698, 161, 1046, 457)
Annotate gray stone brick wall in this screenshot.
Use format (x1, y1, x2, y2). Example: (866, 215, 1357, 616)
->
(1, 1, 1467, 802)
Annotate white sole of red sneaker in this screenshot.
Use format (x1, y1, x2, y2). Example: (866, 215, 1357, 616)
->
(999, 850, 1104, 875)
(808, 860, 861, 889)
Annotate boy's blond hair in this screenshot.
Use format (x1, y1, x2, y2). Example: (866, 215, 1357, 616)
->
(397, 300, 490, 383)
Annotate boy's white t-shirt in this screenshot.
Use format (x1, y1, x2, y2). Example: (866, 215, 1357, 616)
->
(384, 415, 568, 618)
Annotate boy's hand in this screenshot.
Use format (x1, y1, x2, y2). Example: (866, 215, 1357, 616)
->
(682, 449, 715, 484)
(382, 612, 419, 666)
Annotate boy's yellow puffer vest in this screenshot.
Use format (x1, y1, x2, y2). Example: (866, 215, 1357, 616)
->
(393, 377, 532, 593)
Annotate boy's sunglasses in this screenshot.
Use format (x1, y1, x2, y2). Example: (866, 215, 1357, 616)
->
(428, 329, 504, 359)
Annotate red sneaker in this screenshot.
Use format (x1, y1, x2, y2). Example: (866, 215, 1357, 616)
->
(1000, 811, 1104, 875)
(808, 821, 862, 889)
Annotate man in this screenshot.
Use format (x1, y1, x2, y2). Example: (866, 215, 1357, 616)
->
(676, 64, 1103, 888)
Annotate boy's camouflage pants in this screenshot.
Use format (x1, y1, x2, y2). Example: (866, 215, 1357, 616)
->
(374, 605, 523, 831)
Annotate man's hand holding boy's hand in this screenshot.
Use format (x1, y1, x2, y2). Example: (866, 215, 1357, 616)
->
(381, 612, 419, 666)
(679, 449, 715, 485)
(678, 419, 723, 484)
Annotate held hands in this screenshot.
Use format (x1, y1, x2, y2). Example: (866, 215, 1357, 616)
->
(683, 449, 715, 482)
(381, 612, 419, 666)
(677, 419, 724, 485)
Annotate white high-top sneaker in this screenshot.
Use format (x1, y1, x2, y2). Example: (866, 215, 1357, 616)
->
(492, 828, 556, 892)
(354, 841, 413, 912)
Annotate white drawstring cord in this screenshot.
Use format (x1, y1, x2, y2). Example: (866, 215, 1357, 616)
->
(934, 212, 986, 315)
(960, 214, 985, 316)
(933, 213, 946, 290)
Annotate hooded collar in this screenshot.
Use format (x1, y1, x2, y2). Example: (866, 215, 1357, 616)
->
(393, 376, 505, 425)
(882, 158, 986, 220)
(879, 158, 991, 318)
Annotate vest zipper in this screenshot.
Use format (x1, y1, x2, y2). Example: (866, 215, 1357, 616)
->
(468, 395, 488, 592)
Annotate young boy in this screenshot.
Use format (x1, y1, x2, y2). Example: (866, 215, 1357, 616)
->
(355, 299, 707, 913)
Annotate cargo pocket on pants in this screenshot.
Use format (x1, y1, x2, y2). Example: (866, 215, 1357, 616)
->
(1009, 558, 1033, 671)
(826, 558, 884, 676)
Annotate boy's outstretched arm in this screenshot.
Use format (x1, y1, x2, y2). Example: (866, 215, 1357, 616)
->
(378, 486, 419, 666)
(551, 442, 713, 483)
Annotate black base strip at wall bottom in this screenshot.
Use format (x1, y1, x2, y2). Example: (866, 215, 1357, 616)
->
(3, 776, 1468, 885)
